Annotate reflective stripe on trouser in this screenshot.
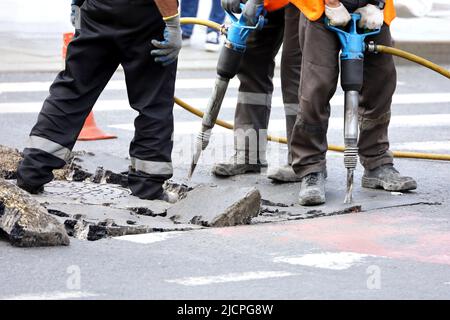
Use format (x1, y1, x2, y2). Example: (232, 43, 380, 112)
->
(233, 6, 301, 165)
(16, 0, 176, 199)
(290, 14, 395, 179)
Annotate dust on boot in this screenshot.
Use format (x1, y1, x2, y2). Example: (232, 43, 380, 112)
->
(298, 171, 326, 206)
(362, 164, 417, 192)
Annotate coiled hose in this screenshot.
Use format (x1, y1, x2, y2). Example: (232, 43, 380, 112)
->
(176, 18, 450, 162)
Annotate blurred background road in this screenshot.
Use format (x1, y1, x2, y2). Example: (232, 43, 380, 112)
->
(1, 0, 450, 72)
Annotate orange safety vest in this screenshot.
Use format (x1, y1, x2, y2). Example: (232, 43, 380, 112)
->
(290, 0, 396, 25)
(265, 0, 290, 12)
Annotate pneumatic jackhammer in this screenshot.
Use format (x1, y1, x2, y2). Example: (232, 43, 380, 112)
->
(325, 13, 381, 204)
(188, 3, 266, 179)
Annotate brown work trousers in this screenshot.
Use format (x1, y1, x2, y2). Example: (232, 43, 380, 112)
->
(291, 13, 396, 178)
(234, 3, 301, 165)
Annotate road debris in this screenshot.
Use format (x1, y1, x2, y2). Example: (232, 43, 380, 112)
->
(0, 179, 70, 247)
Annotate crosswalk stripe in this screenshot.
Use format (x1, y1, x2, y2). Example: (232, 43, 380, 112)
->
(115, 231, 185, 244)
(0, 79, 406, 94)
(1, 93, 450, 114)
(165, 271, 298, 286)
(391, 141, 450, 151)
(1, 291, 99, 300)
(273, 252, 376, 270)
(0, 78, 281, 93)
(110, 114, 450, 134)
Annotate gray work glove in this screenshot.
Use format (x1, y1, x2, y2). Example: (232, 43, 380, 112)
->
(151, 14, 182, 67)
(325, 3, 351, 27)
(71, 4, 81, 29)
(355, 4, 384, 29)
(221, 0, 242, 13)
(242, 0, 264, 26)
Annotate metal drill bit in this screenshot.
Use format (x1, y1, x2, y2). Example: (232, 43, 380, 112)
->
(344, 168, 354, 204)
(188, 138, 204, 179)
(187, 77, 229, 179)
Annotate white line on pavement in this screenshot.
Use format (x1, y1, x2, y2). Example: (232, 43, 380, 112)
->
(1, 291, 99, 300)
(273, 252, 376, 270)
(2, 93, 450, 114)
(0, 78, 281, 93)
(0, 79, 406, 93)
(114, 231, 185, 244)
(166, 271, 299, 286)
(392, 141, 450, 151)
(110, 114, 450, 135)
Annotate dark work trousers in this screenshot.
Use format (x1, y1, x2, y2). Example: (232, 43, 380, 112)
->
(290, 13, 396, 178)
(234, 3, 301, 165)
(16, 0, 177, 200)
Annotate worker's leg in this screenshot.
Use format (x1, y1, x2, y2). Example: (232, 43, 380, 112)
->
(290, 14, 340, 205)
(212, 9, 285, 176)
(16, 0, 120, 192)
(281, 3, 302, 165)
(291, 15, 340, 179)
(208, 0, 226, 31)
(358, 24, 396, 170)
(120, 1, 176, 200)
(180, 0, 199, 38)
(268, 4, 303, 183)
(360, 25, 417, 191)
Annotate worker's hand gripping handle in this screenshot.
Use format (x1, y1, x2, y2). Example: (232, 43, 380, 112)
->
(224, 3, 266, 52)
(325, 13, 381, 60)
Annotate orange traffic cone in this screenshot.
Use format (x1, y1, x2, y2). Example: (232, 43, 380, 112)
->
(78, 112, 117, 141)
(62, 33, 118, 141)
(62, 32, 74, 61)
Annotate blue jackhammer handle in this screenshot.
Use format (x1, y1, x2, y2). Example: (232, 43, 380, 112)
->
(225, 3, 265, 31)
(325, 13, 381, 60)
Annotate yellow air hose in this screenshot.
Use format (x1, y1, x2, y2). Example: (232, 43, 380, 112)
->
(176, 18, 450, 162)
(374, 45, 450, 79)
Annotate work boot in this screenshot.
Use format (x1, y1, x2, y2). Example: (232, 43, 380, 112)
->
(268, 166, 328, 183)
(298, 172, 326, 206)
(267, 165, 302, 183)
(16, 181, 44, 195)
(362, 164, 417, 192)
(212, 154, 266, 177)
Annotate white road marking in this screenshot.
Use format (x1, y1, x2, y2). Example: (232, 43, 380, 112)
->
(273, 252, 375, 270)
(0, 79, 406, 93)
(1, 291, 99, 300)
(110, 114, 450, 135)
(2, 93, 450, 114)
(391, 141, 450, 151)
(0, 78, 281, 93)
(166, 271, 298, 286)
(114, 231, 184, 244)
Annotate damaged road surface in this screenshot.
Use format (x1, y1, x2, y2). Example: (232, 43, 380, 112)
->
(168, 186, 261, 227)
(0, 145, 443, 246)
(0, 179, 69, 247)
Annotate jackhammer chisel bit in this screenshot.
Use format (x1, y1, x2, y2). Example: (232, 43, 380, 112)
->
(189, 77, 230, 179)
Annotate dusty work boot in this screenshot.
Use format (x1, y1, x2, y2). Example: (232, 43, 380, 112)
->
(298, 172, 326, 206)
(212, 154, 267, 177)
(362, 164, 417, 192)
(267, 165, 302, 183)
(268, 166, 328, 183)
(16, 181, 44, 195)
